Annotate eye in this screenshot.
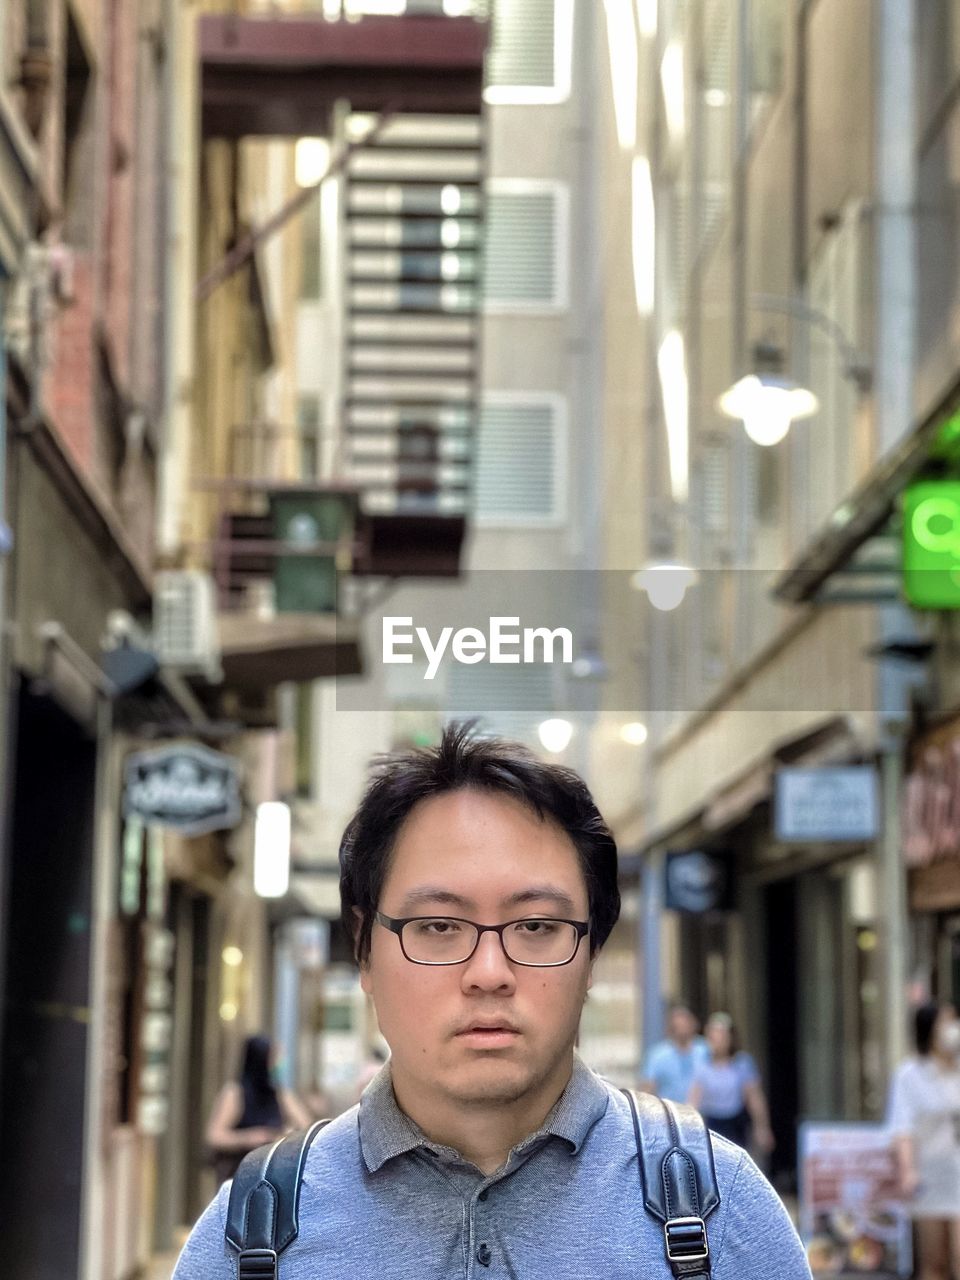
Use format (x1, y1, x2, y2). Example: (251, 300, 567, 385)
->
(515, 919, 560, 935)
(418, 918, 463, 936)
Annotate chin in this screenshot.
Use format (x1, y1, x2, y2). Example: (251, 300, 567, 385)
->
(444, 1057, 541, 1105)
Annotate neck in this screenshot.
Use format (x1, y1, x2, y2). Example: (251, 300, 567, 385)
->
(932, 1049, 956, 1069)
(390, 1053, 575, 1176)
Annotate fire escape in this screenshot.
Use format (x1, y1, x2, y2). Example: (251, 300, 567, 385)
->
(193, 9, 488, 718)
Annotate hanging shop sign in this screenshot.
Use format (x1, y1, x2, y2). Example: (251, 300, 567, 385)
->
(664, 850, 731, 913)
(902, 735, 960, 866)
(123, 743, 242, 836)
(799, 1123, 911, 1278)
(774, 766, 880, 843)
(902, 478, 960, 609)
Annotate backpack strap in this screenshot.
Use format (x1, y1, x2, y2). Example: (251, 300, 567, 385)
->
(622, 1089, 720, 1279)
(225, 1120, 330, 1280)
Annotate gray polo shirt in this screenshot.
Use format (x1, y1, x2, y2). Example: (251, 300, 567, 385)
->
(173, 1056, 812, 1279)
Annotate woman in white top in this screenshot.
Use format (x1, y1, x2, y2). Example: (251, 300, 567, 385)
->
(887, 1001, 960, 1280)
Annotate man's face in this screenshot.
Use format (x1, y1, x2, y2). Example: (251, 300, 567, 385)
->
(669, 1007, 697, 1044)
(359, 788, 594, 1111)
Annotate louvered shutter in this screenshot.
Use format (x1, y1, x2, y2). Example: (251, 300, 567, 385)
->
(474, 397, 564, 523)
(484, 183, 567, 309)
(485, 0, 563, 97)
(446, 661, 556, 742)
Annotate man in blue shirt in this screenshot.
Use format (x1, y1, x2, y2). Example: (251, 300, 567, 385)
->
(173, 723, 811, 1279)
(641, 1000, 710, 1102)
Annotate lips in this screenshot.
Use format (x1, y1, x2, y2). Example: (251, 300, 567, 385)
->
(456, 1019, 520, 1036)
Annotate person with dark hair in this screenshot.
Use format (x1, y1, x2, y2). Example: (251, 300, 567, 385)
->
(688, 1013, 773, 1154)
(205, 1034, 312, 1184)
(640, 999, 709, 1102)
(887, 1001, 960, 1280)
(175, 723, 811, 1278)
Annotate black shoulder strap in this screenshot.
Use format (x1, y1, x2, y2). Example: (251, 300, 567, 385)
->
(622, 1089, 720, 1279)
(225, 1120, 330, 1280)
(223, 1098, 719, 1279)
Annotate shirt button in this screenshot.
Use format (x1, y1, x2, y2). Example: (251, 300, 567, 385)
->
(476, 1243, 492, 1267)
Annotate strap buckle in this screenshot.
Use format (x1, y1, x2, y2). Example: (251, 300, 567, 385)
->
(664, 1216, 709, 1264)
(238, 1248, 278, 1280)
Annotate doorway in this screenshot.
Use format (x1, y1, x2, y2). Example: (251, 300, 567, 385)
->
(0, 685, 98, 1278)
(763, 878, 800, 1190)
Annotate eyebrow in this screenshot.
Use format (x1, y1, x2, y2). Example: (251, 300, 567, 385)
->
(395, 884, 581, 916)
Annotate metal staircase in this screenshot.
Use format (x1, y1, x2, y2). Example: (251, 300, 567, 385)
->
(343, 112, 485, 528)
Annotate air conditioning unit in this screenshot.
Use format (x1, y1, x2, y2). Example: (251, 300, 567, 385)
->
(153, 570, 222, 683)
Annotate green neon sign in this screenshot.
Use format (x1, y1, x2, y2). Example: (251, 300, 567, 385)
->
(903, 479, 960, 608)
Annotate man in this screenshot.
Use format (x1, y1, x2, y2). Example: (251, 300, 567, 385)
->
(174, 723, 811, 1278)
(640, 1000, 709, 1103)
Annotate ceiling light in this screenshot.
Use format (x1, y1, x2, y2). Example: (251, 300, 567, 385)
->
(621, 721, 649, 746)
(538, 718, 574, 754)
(604, 0, 638, 149)
(658, 330, 689, 502)
(632, 563, 697, 611)
(632, 157, 655, 315)
(254, 801, 291, 899)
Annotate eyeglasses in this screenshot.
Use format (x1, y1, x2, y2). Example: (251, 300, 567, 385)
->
(374, 911, 590, 967)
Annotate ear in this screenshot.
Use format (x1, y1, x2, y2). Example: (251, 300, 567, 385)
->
(353, 908, 372, 993)
(586, 950, 596, 992)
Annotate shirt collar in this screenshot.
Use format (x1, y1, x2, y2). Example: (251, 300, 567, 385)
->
(358, 1053, 610, 1174)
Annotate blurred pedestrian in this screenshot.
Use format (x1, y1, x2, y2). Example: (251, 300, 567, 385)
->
(639, 999, 709, 1102)
(887, 1001, 960, 1280)
(205, 1034, 313, 1184)
(688, 1012, 774, 1154)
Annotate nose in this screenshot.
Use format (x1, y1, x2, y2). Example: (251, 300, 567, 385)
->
(460, 927, 517, 994)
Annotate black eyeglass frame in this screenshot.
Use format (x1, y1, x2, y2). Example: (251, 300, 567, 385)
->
(374, 911, 591, 967)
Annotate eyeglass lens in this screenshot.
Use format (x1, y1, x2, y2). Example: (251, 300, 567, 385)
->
(401, 917, 579, 965)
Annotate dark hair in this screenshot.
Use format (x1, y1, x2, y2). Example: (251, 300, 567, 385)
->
(240, 1034, 276, 1100)
(915, 1001, 941, 1056)
(339, 721, 620, 965)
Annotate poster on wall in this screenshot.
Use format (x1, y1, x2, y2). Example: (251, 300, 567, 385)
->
(799, 1124, 911, 1278)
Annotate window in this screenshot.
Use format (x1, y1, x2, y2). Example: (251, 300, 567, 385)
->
(804, 203, 862, 533)
(474, 394, 566, 525)
(698, 0, 733, 253)
(446, 660, 556, 743)
(748, 0, 786, 102)
(296, 393, 322, 480)
(483, 181, 569, 311)
(484, 0, 573, 105)
(299, 205, 322, 301)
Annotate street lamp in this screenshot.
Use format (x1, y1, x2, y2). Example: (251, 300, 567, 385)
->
(717, 344, 818, 447)
(631, 562, 697, 611)
(718, 371, 819, 447)
(718, 297, 872, 446)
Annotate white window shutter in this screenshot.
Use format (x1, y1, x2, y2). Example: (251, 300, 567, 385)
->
(484, 183, 567, 309)
(474, 396, 564, 523)
(485, 0, 568, 100)
(446, 661, 556, 742)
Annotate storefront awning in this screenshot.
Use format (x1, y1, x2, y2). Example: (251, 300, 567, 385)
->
(217, 612, 362, 688)
(773, 389, 960, 604)
(627, 714, 866, 865)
